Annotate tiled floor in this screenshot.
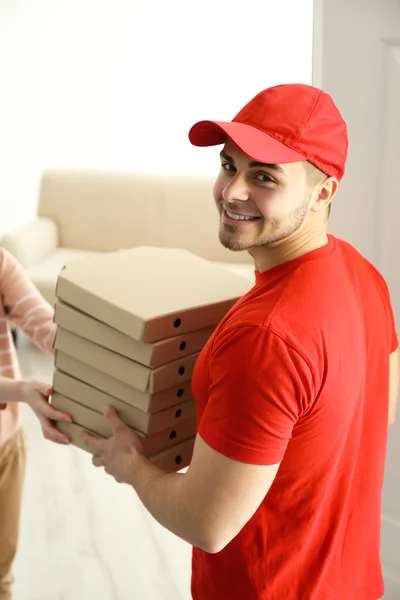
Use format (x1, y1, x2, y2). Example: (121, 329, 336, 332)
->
(12, 335, 192, 600)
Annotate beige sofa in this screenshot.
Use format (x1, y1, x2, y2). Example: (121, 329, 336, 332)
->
(1, 170, 255, 308)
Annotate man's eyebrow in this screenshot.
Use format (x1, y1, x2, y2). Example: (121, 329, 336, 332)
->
(220, 150, 234, 162)
(248, 161, 286, 175)
(219, 150, 285, 175)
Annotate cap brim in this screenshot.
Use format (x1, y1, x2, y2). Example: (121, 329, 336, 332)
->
(188, 120, 306, 164)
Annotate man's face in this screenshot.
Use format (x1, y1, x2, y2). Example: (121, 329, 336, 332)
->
(213, 140, 314, 252)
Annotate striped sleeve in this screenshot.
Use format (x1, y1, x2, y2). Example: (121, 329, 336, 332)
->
(0, 248, 56, 355)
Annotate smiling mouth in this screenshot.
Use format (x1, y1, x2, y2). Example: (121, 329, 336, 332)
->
(224, 209, 260, 222)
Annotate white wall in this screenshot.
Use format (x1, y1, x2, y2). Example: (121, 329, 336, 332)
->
(313, 0, 400, 595)
(0, 0, 314, 237)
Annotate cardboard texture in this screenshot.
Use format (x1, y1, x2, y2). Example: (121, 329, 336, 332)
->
(54, 300, 215, 368)
(51, 375, 196, 435)
(54, 328, 199, 393)
(55, 352, 193, 413)
(152, 438, 194, 472)
(57, 421, 194, 472)
(55, 246, 252, 342)
(52, 394, 196, 455)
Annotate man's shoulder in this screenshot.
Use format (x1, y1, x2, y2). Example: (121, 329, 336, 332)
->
(332, 235, 379, 272)
(333, 236, 392, 298)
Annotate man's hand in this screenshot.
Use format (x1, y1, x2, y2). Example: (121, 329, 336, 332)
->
(22, 380, 72, 444)
(82, 406, 145, 484)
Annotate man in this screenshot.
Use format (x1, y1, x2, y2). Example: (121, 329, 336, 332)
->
(80, 83, 399, 599)
(0, 248, 72, 600)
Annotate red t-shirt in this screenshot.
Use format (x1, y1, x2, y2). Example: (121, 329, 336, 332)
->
(191, 235, 398, 600)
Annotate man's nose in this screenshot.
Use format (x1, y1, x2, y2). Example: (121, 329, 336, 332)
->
(222, 173, 250, 204)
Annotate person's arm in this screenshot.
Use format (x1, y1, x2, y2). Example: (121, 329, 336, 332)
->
(134, 434, 280, 553)
(87, 408, 280, 553)
(0, 377, 72, 443)
(0, 249, 71, 439)
(0, 378, 50, 404)
(0, 248, 56, 354)
(0, 378, 29, 403)
(83, 326, 313, 552)
(389, 348, 399, 425)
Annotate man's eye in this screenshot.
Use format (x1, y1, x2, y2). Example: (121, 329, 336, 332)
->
(221, 162, 235, 172)
(256, 173, 273, 183)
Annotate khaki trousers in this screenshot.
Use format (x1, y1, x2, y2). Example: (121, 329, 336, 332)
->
(0, 430, 26, 600)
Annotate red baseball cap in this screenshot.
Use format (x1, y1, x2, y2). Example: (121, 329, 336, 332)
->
(188, 83, 348, 180)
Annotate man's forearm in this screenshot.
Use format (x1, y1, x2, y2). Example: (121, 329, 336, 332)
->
(129, 455, 207, 550)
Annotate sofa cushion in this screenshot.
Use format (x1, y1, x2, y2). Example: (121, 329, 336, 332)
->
(37, 170, 257, 266)
(28, 248, 255, 308)
(214, 261, 255, 282)
(27, 248, 103, 306)
(1, 217, 59, 268)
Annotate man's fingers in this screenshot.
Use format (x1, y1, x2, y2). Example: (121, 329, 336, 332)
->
(103, 405, 124, 432)
(82, 430, 105, 454)
(92, 455, 104, 468)
(39, 398, 72, 422)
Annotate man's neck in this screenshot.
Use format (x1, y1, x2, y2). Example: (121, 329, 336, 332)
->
(249, 229, 329, 273)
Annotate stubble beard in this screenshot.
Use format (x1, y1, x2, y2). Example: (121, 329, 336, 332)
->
(218, 194, 312, 252)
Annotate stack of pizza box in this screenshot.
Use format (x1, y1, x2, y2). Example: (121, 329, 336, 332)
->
(51, 246, 253, 472)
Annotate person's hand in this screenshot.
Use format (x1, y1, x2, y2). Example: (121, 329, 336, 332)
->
(82, 406, 144, 484)
(21, 380, 72, 444)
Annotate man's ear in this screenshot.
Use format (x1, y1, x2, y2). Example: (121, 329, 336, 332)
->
(311, 177, 339, 214)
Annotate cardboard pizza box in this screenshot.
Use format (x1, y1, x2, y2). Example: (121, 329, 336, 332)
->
(56, 421, 195, 472)
(152, 437, 194, 472)
(55, 246, 252, 342)
(55, 353, 193, 413)
(52, 395, 196, 455)
(51, 378, 196, 435)
(54, 300, 214, 368)
(53, 328, 199, 393)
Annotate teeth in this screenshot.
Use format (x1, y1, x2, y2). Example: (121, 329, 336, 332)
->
(226, 210, 257, 221)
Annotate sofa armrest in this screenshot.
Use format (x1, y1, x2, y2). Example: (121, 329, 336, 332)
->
(1, 218, 59, 268)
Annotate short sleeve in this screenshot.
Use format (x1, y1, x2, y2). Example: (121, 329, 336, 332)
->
(368, 263, 398, 353)
(197, 325, 314, 466)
